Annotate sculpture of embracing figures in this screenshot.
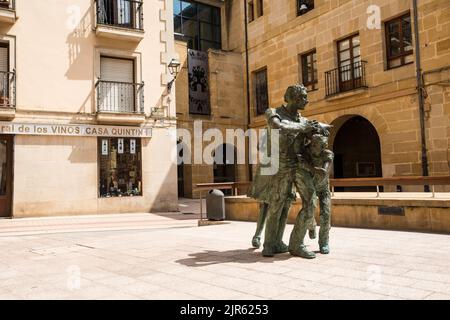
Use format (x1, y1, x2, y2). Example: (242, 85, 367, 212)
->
(248, 84, 333, 259)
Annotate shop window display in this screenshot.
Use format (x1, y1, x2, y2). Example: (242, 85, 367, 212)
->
(98, 137, 142, 197)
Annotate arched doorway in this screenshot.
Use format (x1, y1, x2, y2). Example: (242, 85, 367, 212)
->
(213, 144, 236, 195)
(331, 116, 382, 191)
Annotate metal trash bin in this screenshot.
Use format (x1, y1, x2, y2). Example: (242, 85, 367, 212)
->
(206, 189, 225, 221)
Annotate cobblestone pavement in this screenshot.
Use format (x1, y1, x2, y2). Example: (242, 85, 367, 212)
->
(1, 200, 450, 300)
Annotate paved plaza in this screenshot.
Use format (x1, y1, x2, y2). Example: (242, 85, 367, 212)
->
(0, 199, 450, 300)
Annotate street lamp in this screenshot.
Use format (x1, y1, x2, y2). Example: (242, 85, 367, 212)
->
(167, 58, 181, 93)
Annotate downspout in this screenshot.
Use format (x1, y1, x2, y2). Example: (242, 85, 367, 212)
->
(412, 0, 430, 191)
(244, 0, 253, 182)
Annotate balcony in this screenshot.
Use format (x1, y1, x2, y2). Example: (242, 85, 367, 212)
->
(95, 0, 144, 42)
(0, 0, 16, 24)
(0, 71, 15, 120)
(95, 80, 145, 124)
(325, 60, 368, 98)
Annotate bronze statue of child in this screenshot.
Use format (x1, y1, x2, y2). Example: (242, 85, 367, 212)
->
(298, 130, 334, 254)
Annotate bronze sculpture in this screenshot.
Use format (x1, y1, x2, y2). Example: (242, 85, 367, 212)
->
(249, 84, 333, 259)
(297, 130, 333, 254)
(249, 84, 320, 257)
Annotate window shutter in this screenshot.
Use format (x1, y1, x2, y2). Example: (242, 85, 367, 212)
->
(100, 57, 134, 83)
(0, 46, 8, 73)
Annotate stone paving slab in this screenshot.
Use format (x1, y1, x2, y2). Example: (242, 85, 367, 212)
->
(1, 209, 450, 300)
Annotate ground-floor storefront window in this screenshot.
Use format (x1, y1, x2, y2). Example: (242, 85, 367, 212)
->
(98, 137, 142, 197)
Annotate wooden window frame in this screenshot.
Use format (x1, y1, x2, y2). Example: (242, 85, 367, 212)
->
(336, 33, 362, 92)
(385, 13, 413, 70)
(337, 33, 361, 70)
(254, 68, 269, 116)
(248, 1, 255, 23)
(300, 49, 318, 91)
(256, 0, 263, 18)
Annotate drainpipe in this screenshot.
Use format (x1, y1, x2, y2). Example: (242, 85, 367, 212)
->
(244, 0, 253, 182)
(412, 0, 430, 191)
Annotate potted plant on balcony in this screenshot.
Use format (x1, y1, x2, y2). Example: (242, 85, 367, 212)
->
(0, 96, 9, 107)
(0, 86, 9, 107)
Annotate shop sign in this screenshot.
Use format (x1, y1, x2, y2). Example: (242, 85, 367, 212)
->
(0, 122, 152, 138)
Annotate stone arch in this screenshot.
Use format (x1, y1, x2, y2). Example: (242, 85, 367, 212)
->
(322, 108, 388, 148)
(329, 115, 383, 190)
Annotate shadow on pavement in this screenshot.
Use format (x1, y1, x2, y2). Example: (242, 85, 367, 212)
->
(175, 248, 293, 267)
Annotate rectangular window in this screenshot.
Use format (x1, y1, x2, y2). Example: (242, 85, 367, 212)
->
(0, 43, 9, 106)
(98, 137, 142, 198)
(254, 68, 269, 115)
(297, 0, 314, 16)
(0, 42, 14, 108)
(96, 0, 142, 30)
(300, 49, 317, 91)
(337, 34, 362, 92)
(385, 13, 413, 69)
(248, 1, 254, 22)
(256, 0, 263, 18)
(98, 56, 136, 113)
(174, 0, 222, 52)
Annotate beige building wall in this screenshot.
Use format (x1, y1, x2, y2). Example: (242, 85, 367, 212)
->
(243, 0, 450, 190)
(1, 0, 179, 217)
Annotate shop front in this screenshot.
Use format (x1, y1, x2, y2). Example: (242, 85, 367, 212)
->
(0, 122, 178, 218)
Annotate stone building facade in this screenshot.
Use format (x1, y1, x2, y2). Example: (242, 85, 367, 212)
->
(174, 0, 249, 198)
(0, 0, 179, 217)
(175, 0, 450, 196)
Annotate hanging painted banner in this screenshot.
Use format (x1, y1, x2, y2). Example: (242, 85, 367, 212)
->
(188, 49, 210, 115)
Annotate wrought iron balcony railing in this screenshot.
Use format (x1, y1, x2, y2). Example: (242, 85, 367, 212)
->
(96, 0, 143, 30)
(0, 0, 15, 11)
(325, 60, 368, 97)
(96, 80, 144, 114)
(0, 71, 15, 108)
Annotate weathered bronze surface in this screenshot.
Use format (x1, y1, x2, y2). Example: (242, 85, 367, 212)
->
(249, 84, 334, 259)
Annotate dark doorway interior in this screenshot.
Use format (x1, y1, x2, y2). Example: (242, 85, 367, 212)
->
(0, 135, 13, 217)
(213, 144, 236, 196)
(177, 140, 185, 198)
(333, 116, 382, 192)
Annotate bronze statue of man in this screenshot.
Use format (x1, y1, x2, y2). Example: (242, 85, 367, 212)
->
(248, 130, 296, 249)
(250, 84, 319, 257)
